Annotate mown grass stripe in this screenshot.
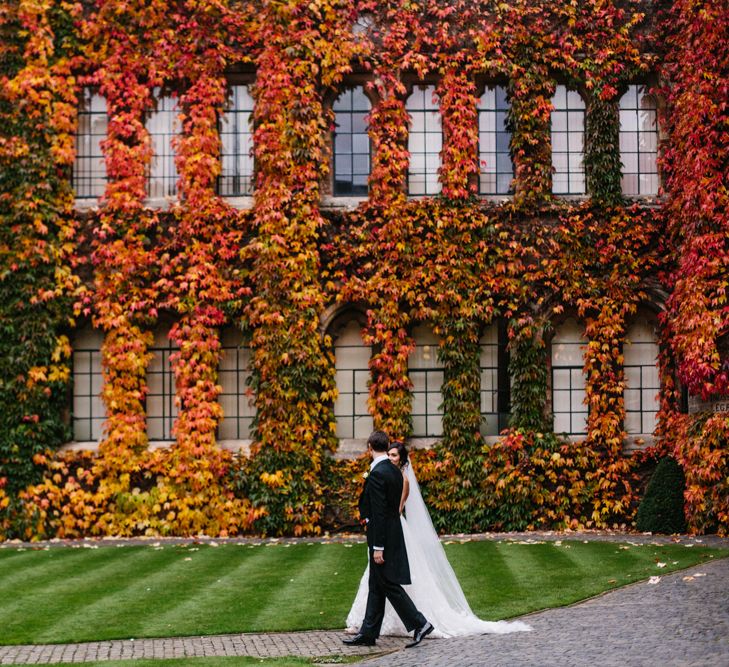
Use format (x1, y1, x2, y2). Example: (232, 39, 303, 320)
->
(140, 545, 284, 638)
(35, 545, 239, 644)
(291, 543, 368, 630)
(247, 544, 339, 632)
(497, 542, 612, 617)
(0, 547, 112, 592)
(243, 543, 366, 632)
(444, 540, 524, 619)
(1, 547, 176, 643)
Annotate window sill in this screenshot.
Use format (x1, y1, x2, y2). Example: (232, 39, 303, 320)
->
(477, 195, 513, 204)
(74, 196, 257, 211)
(73, 197, 181, 210)
(621, 195, 664, 207)
(61, 434, 656, 458)
(321, 196, 368, 210)
(406, 194, 442, 201)
(217, 439, 253, 455)
(143, 197, 178, 210)
(221, 196, 254, 210)
(73, 198, 180, 211)
(59, 441, 101, 452)
(331, 437, 442, 460)
(551, 194, 589, 201)
(407, 437, 442, 449)
(556, 433, 656, 453)
(60, 439, 253, 454)
(74, 199, 102, 211)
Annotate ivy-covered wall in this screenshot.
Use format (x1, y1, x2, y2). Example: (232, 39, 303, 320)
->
(1, 0, 727, 539)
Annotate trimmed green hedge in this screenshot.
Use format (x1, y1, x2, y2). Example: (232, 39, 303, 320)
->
(636, 457, 687, 534)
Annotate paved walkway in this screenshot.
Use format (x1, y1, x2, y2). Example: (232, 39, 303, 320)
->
(1, 532, 728, 666)
(365, 556, 729, 667)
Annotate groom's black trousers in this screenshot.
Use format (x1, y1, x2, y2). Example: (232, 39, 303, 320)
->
(359, 558, 427, 639)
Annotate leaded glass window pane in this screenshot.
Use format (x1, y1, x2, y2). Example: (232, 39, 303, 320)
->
(478, 86, 513, 195)
(219, 85, 254, 197)
(333, 321, 373, 439)
(147, 329, 178, 441)
(410, 325, 443, 437)
(479, 324, 500, 435)
(551, 85, 585, 195)
(218, 328, 255, 440)
(407, 86, 442, 196)
(623, 318, 660, 434)
(551, 319, 587, 435)
(73, 89, 108, 200)
(146, 92, 179, 199)
(72, 327, 104, 442)
(620, 85, 659, 196)
(333, 87, 371, 196)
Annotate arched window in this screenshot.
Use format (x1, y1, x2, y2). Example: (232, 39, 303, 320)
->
(333, 87, 371, 196)
(147, 328, 178, 441)
(219, 85, 254, 197)
(73, 88, 107, 200)
(551, 319, 587, 435)
(410, 325, 444, 437)
(551, 86, 585, 195)
(333, 321, 373, 439)
(72, 327, 104, 442)
(619, 85, 659, 196)
(406, 85, 442, 196)
(624, 318, 660, 435)
(217, 328, 255, 440)
(478, 86, 513, 195)
(146, 91, 179, 199)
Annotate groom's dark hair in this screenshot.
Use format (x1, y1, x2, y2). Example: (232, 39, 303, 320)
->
(367, 430, 390, 452)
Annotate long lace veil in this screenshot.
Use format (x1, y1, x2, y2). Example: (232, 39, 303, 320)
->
(403, 463, 476, 615)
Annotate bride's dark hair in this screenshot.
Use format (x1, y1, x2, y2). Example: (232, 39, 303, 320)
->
(388, 440, 409, 468)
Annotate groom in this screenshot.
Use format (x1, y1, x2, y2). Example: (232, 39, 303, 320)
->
(343, 430, 434, 648)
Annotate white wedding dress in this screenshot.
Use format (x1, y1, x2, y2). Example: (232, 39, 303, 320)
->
(346, 464, 531, 638)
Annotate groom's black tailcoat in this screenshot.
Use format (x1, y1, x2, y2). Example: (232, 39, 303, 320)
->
(358, 458, 426, 638)
(359, 458, 411, 584)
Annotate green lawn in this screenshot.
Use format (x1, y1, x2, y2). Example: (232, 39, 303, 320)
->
(0, 539, 725, 646)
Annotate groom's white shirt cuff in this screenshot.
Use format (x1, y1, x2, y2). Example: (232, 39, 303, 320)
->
(370, 455, 388, 551)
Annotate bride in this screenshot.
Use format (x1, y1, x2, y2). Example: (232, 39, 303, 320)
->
(346, 441, 531, 638)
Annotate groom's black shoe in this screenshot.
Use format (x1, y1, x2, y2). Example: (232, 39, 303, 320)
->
(405, 621, 434, 648)
(342, 633, 376, 647)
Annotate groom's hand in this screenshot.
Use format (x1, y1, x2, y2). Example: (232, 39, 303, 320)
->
(373, 550, 384, 565)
